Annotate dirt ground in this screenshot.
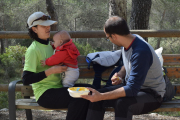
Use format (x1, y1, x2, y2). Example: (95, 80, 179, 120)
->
(1, 109, 180, 120)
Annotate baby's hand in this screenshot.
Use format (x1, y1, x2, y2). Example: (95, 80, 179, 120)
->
(50, 41, 54, 46)
(40, 60, 46, 67)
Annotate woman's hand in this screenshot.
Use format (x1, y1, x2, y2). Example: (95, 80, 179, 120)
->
(111, 72, 123, 85)
(52, 65, 67, 73)
(45, 65, 67, 76)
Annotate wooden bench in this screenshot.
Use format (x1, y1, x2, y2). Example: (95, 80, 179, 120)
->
(8, 54, 180, 120)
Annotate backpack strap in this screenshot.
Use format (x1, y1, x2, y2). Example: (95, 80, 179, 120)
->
(86, 54, 99, 69)
(163, 66, 168, 74)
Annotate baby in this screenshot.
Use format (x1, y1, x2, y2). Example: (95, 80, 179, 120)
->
(41, 30, 80, 87)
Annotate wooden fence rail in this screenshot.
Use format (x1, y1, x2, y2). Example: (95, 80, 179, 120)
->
(1, 30, 180, 39)
(0, 84, 22, 91)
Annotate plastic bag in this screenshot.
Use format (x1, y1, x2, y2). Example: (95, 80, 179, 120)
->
(155, 47, 163, 67)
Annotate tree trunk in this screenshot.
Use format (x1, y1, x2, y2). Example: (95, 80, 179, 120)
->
(46, 0, 58, 31)
(109, 0, 127, 50)
(1, 39, 5, 54)
(156, 9, 166, 49)
(156, 0, 167, 49)
(130, 0, 152, 42)
(1, 14, 6, 54)
(109, 0, 127, 21)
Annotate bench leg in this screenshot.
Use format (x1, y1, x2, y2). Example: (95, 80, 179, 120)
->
(25, 109, 33, 120)
(24, 96, 32, 120)
(9, 106, 16, 120)
(8, 80, 23, 120)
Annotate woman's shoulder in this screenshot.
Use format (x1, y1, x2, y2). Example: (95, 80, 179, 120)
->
(28, 41, 40, 50)
(26, 42, 39, 53)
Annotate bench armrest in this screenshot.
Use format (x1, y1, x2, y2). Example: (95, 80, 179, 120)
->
(8, 80, 23, 115)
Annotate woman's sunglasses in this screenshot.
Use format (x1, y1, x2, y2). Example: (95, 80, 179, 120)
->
(31, 15, 51, 25)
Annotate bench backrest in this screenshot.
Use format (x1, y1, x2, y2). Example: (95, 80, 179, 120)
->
(21, 54, 180, 97)
(163, 54, 180, 79)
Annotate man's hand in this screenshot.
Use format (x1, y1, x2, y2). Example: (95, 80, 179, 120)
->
(40, 60, 46, 67)
(81, 88, 103, 102)
(111, 72, 122, 85)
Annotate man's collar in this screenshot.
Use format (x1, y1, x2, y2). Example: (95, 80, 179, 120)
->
(124, 37, 136, 51)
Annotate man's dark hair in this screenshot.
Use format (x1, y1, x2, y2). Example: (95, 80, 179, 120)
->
(27, 26, 38, 40)
(104, 16, 130, 36)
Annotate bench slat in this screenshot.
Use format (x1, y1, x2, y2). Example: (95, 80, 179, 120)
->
(76, 56, 180, 79)
(22, 55, 180, 66)
(16, 99, 180, 112)
(162, 99, 180, 104)
(21, 85, 180, 97)
(77, 56, 88, 66)
(163, 54, 180, 66)
(153, 106, 180, 112)
(166, 67, 180, 79)
(16, 99, 36, 103)
(173, 85, 180, 96)
(79, 67, 114, 78)
(79, 67, 180, 79)
(77, 55, 180, 66)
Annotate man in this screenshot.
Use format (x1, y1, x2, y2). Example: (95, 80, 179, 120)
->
(82, 16, 166, 120)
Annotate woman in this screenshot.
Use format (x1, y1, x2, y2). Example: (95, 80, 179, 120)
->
(23, 11, 92, 120)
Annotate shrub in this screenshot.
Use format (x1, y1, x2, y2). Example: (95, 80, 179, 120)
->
(0, 91, 22, 109)
(74, 42, 97, 55)
(0, 92, 8, 109)
(0, 45, 27, 80)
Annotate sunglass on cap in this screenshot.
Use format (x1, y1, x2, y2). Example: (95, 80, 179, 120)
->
(31, 15, 51, 25)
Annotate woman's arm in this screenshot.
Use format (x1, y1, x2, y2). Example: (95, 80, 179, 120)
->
(23, 65, 67, 85)
(22, 71, 46, 85)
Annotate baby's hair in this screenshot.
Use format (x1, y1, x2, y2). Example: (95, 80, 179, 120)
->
(54, 30, 71, 43)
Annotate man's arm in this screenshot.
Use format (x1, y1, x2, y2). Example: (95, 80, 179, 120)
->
(82, 66, 126, 102)
(117, 66, 126, 79)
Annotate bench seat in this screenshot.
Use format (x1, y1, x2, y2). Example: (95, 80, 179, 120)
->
(15, 98, 180, 112)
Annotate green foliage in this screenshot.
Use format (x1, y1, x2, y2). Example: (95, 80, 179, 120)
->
(16, 39, 34, 48)
(0, 91, 22, 109)
(0, 45, 27, 68)
(0, 92, 8, 109)
(74, 42, 97, 55)
(0, 45, 27, 79)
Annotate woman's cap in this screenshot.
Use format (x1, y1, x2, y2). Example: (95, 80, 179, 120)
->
(27, 11, 57, 28)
